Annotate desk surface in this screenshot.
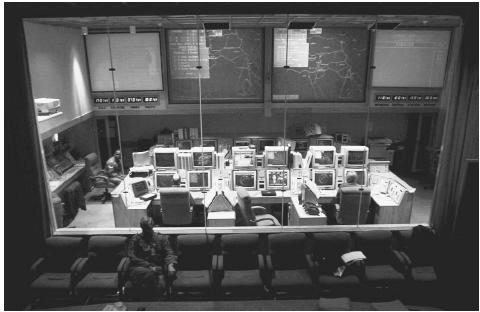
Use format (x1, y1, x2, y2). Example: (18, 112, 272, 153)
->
(48, 163, 85, 194)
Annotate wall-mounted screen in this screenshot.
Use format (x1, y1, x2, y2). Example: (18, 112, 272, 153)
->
(86, 33, 163, 91)
(167, 28, 264, 103)
(372, 30, 451, 87)
(272, 28, 369, 102)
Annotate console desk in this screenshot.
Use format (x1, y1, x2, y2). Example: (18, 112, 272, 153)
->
(48, 163, 86, 194)
(111, 176, 328, 227)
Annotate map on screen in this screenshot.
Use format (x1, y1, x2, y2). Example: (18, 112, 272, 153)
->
(272, 28, 369, 102)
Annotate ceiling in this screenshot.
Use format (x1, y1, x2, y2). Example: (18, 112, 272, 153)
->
(25, 14, 462, 31)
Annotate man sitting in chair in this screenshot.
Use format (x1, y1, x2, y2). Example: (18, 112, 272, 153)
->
(127, 216, 177, 298)
(106, 149, 125, 186)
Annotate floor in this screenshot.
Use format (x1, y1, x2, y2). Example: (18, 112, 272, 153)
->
(65, 173, 433, 228)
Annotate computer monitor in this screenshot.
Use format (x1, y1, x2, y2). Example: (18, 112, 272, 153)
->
(315, 138, 334, 146)
(132, 151, 151, 167)
(265, 146, 288, 167)
(309, 146, 336, 168)
(155, 171, 177, 188)
(311, 169, 336, 190)
(343, 168, 368, 186)
(265, 169, 290, 190)
(341, 146, 369, 167)
(153, 147, 179, 170)
(187, 170, 211, 191)
(232, 147, 256, 168)
(191, 147, 215, 168)
(232, 170, 257, 191)
(257, 138, 276, 153)
(176, 140, 193, 150)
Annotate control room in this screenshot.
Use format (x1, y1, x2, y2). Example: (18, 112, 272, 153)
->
(4, 2, 479, 310)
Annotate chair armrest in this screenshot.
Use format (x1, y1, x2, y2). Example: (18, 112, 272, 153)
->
(391, 250, 409, 274)
(400, 251, 412, 267)
(117, 257, 131, 276)
(257, 254, 265, 270)
(213, 254, 224, 280)
(212, 254, 218, 270)
(305, 254, 319, 270)
(30, 257, 45, 282)
(72, 257, 90, 282)
(252, 206, 268, 215)
(264, 254, 273, 271)
(216, 255, 223, 271)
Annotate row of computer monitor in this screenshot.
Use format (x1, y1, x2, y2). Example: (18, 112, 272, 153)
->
(151, 145, 369, 170)
(154, 167, 368, 192)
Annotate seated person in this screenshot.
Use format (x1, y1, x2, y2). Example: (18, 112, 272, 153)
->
(127, 216, 177, 297)
(323, 172, 361, 225)
(172, 173, 181, 186)
(106, 149, 125, 185)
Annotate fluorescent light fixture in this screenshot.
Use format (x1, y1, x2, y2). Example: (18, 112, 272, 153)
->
(203, 22, 230, 30)
(288, 21, 315, 29)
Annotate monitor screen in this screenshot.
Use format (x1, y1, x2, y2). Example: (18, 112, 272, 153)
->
(188, 171, 210, 189)
(193, 152, 214, 167)
(266, 170, 289, 189)
(233, 150, 255, 167)
(313, 170, 335, 189)
(266, 151, 287, 166)
(155, 173, 175, 188)
(313, 150, 335, 166)
(233, 171, 257, 190)
(347, 151, 366, 165)
(131, 180, 148, 197)
(155, 152, 176, 168)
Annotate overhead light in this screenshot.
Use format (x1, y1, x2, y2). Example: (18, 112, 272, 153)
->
(203, 22, 230, 30)
(81, 26, 88, 36)
(369, 22, 400, 30)
(129, 25, 136, 34)
(288, 22, 315, 29)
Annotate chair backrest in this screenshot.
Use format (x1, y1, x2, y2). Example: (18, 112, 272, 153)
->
(311, 232, 352, 271)
(87, 236, 127, 272)
(44, 236, 86, 272)
(235, 187, 256, 226)
(176, 234, 215, 270)
(84, 153, 102, 176)
(353, 231, 393, 265)
(221, 234, 260, 270)
(158, 187, 193, 226)
(398, 226, 436, 266)
(339, 186, 371, 225)
(268, 233, 308, 270)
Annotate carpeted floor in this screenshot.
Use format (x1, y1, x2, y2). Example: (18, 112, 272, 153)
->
(67, 200, 115, 228)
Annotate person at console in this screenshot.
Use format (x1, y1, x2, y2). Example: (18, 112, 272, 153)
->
(127, 216, 177, 297)
(322, 172, 360, 225)
(339, 171, 360, 188)
(105, 149, 125, 185)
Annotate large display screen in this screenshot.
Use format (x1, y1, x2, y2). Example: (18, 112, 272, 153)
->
(167, 29, 264, 103)
(272, 28, 369, 102)
(86, 33, 163, 91)
(372, 30, 451, 87)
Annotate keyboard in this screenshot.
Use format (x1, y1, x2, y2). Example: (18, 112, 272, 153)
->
(53, 159, 74, 175)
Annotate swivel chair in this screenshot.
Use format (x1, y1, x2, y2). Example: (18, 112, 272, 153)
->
(84, 153, 117, 204)
(156, 187, 194, 226)
(235, 187, 280, 226)
(337, 186, 371, 225)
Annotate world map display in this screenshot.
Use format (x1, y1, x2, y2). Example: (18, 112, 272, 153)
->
(168, 29, 264, 103)
(272, 28, 369, 102)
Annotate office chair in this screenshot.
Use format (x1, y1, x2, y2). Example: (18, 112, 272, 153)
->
(307, 232, 360, 296)
(30, 237, 86, 302)
(74, 236, 130, 303)
(84, 153, 117, 204)
(265, 233, 316, 298)
(353, 231, 407, 291)
(170, 234, 216, 297)
(337, 186, 371, 225)
(235, 187, 280, 226)
(155, 187, 194, 226)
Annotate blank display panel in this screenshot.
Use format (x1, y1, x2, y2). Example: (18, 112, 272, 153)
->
(372, 30, 451, 87)
(86, 33, 163, 91)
